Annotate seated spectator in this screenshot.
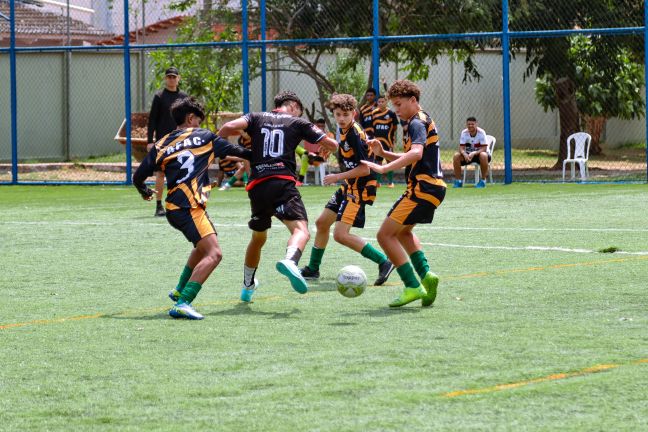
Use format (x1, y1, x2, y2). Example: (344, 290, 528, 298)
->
(297, 118, 334, 185)
(453, 117, 490, 189)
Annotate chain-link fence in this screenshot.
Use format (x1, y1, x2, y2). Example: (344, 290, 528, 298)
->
(1, 0, 646, 184)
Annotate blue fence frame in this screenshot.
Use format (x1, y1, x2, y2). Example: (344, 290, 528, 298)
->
(1, 0, 647, 185)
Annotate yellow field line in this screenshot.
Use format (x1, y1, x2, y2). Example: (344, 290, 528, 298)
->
(442, 360, 648, 398)
(1, 255, 646, 332)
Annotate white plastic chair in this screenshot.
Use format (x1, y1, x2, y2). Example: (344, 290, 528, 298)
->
(562, 132, 591, 182)
(304, 162, 329, 185)
(463, 135, 496, 184)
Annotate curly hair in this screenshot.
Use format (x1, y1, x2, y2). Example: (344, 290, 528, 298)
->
(326, 93, 357, 112)
(170, 96, 205, 125)
(273, 90, 304, 112)
(387, 80, 420, 102)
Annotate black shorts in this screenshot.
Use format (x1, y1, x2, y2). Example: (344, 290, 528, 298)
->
(247, 179, 308, 232)
(166, 207, 217, 246)
(324, 187, 366, 228)
(461, 153, 491, 166)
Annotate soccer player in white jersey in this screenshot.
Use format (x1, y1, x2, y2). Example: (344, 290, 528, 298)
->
(452, 117, 490, 188)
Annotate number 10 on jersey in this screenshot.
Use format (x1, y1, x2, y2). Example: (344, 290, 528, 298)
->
(261, 128, 285, 158)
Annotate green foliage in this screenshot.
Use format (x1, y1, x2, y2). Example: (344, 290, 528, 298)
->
(534, 35, 644, 121)
(148, 16, 254, 125)
(325, 54, 367, 101)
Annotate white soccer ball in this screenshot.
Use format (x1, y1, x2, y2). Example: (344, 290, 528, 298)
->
(336, 265, 367, 298)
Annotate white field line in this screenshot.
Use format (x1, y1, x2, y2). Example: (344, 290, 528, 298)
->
(3, 221, 648, 255)
(360, 237, 648, 256)
(3, 220, 648, 233)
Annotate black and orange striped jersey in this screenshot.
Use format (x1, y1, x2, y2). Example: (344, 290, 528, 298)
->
(368, 107, 398, 149)
(403, 111, 447, 203)
(338, 121, 377, 204)
(359, 102, 377, 133)
(134, 128, 251, 209)
(244, 111, 326, 181)
(218, 157, 239, 173)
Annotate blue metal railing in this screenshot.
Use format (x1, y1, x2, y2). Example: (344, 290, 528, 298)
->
(3, 0, 647, 185)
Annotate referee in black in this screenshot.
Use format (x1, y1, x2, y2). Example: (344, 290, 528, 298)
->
(147, 67, 188, 216)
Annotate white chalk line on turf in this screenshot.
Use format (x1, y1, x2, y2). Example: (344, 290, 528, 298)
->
(360, 237, 648, 256)
(3, 220, 648, 234)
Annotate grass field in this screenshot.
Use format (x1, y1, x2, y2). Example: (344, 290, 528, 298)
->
(1, 183, 648, 431)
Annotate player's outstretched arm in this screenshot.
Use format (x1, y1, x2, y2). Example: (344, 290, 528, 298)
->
(319, 136, 338, 153)
(367, 138, 402, 162)
(132, 150, 157, 200)
(218, 117, 249, 138)
(362, 144, 423, 174)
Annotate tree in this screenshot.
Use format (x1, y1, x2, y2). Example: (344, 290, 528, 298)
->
(535, 35, 644, 155)
(147, 3, 258, 127)
(509, 0, 644, 167)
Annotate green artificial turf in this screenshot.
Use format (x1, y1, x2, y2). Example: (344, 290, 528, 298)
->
(1, 183, 647, 431)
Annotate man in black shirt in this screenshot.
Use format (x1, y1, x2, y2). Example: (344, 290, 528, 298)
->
(218, 91, 338, 302)
(147, 67, 188, 216)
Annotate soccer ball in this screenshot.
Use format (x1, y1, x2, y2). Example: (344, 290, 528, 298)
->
(336, 265, 367, 298)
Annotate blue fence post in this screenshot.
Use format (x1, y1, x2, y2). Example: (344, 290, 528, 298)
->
(502, 0, 513, 184)
(372, 0, 380, 92)
(645, 0, 648, 183)
(260, 0, 267, 111)
(9, 0, 18, 184)
(242, 0, 250, 113)
(123, 0, 132, 185)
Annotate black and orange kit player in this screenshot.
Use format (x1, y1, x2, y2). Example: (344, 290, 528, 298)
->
(325, 122, 377, 227)
(389, 111, 446, 225)
(134, 127, 251, 244)
(368, 105, 399, 185)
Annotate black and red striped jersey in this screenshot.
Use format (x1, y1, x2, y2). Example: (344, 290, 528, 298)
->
(134, 127, 251, 208)
(243, 111, 326, 181)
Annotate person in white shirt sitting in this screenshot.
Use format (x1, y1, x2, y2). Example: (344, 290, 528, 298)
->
(453, 116, 490, 188)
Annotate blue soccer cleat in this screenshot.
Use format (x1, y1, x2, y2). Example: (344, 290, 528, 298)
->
(240, 278, 259, 303)
(276, 259, 308, 294)
(453, 180, 463, 188)
(169, 302, 204, 320)
(475, 179, 486, 188)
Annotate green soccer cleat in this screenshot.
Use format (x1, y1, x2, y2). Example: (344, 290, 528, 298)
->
(168, 288, 181, 303)
(389, 285, 426, 308)
(421, 271, 439, 307)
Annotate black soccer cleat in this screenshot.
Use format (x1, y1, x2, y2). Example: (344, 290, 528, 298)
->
(155, 206, 166, 217)
(374, 260, 395, 286)
(300, 266, 320, 280)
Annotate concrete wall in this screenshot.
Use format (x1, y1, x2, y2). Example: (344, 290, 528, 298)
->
(0, 49, 645, 161)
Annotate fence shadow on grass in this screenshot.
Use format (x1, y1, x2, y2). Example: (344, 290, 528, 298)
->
(207, 302, 301, 320)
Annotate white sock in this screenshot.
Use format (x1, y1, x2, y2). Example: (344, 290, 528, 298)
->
(243, 265, 257, 288)
(285, 246, 302, 264)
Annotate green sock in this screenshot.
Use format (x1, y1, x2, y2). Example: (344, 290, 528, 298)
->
(308, 246, 325, 271)
(396, 263, 420, 288)
(176, 265, 193, 293)
(227, 175, 238, 186)
(178, 281, 202, 304)
(410, 250, 430, 279)
(387, 171, 394, 183)
(242, 172, 248, 183)
(376, 173, 383, 183)
(360, 243, 387, 265)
